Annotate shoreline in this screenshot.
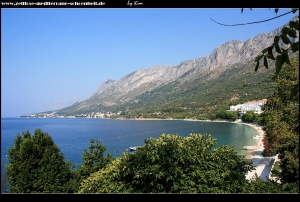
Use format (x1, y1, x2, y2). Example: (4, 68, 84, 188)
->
(126, 118, 265, 146)
(129, 118, 266, 158)
(131, 117, 274, 181)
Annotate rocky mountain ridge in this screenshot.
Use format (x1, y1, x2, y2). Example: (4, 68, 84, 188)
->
(30, 15, 298, 117)
(92, 15, 298, 102)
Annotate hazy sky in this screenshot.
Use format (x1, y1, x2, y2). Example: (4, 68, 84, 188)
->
(1, 8, 298, 117)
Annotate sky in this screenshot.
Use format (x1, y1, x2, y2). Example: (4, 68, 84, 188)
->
(1, 8, 298, 117)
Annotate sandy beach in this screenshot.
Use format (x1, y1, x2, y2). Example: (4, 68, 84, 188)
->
(233, 121, 279, 181)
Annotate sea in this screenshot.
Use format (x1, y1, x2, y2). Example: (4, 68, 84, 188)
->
(1, 117, 259, 168)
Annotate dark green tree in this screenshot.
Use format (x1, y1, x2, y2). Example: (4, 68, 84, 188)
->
(248, 174, 298, 193)
(72, 139, 113, 190)
(215, 110, 238, 121)
(78, 133, 255, 193)
(241, 111, 259, 123)
(79, 139, 112, 178)
(259, 57, 299, 188)
(6, 129, 75, 193)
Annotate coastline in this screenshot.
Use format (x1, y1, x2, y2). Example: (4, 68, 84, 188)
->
(132, 118, 266, 157)
(234, 121, 265, 147)
(129, 117, 265, 147)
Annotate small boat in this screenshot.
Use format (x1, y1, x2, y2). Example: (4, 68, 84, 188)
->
(129, 146, 137, 151)
(252, 135, 261, 139)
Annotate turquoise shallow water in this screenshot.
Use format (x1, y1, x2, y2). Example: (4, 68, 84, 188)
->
(1, 118, 259, 167)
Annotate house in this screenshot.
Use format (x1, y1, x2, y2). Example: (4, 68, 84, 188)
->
(228, 99, 267, 116)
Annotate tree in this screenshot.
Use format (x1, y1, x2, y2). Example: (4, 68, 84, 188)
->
(72, 139, 112, 190)
(248, 174, 298, 193)
(215, 110, 239, 121)
(79, 139, 112, 178)
(241, 111, 259, 123)
(259, 57, 299, 188)
(6, 129, 76, 193)
(78, 133, 255, 193)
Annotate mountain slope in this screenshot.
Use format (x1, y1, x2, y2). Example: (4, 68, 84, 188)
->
(30, 15, 299, 118)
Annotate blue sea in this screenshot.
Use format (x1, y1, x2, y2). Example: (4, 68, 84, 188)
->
(1, 117, 259, 167)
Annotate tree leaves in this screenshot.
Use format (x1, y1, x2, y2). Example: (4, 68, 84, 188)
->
(261, 48, 268, 54)
(241, 8, 252, 14)
(291, 8, 299, 14)
(281, 50, 290, 65)
(291, 41, 299, 52)
(79, 133, 255, 193)
(263, 56, 268, 69)
(255, 54, 263, 62)
(267, 46, 275, 60)
(290, 82, 299, 100)
(255, 11, 298, 76)
(274, 36, 280, 44)
(289, 20, 298, 30)
(275, 55, 283, 75)
(281, 27, 289, 35)
(274, 42, 282, 53)
(287, 29, 297, 38)
(78, 139, 112, 182)
(280, 34, 291, 45)
(260, 57, 299, 187)
(6, 129, 75, 193)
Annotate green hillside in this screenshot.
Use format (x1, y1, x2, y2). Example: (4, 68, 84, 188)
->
(109, 59, 279, 120)
(38, 52, 298, 119)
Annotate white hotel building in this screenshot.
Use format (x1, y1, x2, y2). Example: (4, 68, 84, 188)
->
(229, 99, 267, 115)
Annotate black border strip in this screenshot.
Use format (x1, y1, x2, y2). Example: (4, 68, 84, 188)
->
(0, 1, 244, 8)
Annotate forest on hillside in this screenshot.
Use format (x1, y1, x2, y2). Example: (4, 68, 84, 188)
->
(110, 55, 285, 120)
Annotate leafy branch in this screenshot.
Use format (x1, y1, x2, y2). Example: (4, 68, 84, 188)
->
(211, 8, 299, 99)
(210, 8, 298, 26)
(254, 11, 299, 99)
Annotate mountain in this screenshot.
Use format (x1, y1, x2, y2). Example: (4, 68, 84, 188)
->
(28, 15, 299, 119)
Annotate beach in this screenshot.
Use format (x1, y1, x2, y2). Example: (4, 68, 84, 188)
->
(236, 121, 279, 181)
(206, 119, 280, 181)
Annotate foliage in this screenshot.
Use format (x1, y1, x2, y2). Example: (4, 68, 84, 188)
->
(78, 133, 255, 193)
(254, 9, 299, 98)
(259, 57, 299, 187)
(6, 129, 76, 193)
(241, 111, 260, 123)
(72, 139, 113, 190)
(248, 175, 298, 193)
(79, 139, 112, 178)
(215, 110, 239, 121)
(160, 106, 185, 113)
